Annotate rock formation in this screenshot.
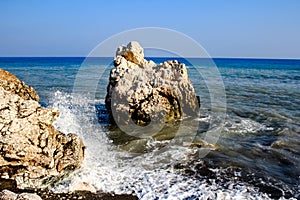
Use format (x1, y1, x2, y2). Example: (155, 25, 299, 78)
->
(105, 41, 199, 126)
(0, 69, 85, 189)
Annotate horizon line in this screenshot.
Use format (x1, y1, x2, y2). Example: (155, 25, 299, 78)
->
(0, 56, 299, 60)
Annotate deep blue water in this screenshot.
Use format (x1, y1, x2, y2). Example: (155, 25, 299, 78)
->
(0, 57, 299, 199)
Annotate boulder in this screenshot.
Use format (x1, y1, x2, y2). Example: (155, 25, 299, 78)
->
(16, 192, 42, 200)
(105, 41, 199, 126)
(0, 69, 85, 189)
(0, 190, 42, 200)
(0, 189, 17, 200)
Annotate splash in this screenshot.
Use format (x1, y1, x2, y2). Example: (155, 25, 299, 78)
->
(48, 91, 278, 199)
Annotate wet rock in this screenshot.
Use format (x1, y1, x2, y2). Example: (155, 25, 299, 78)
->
(106, 41, 199, 126)
(38, 191, 138, 200)
(1, 189, 139, 200)
(0, 69, 85, 189)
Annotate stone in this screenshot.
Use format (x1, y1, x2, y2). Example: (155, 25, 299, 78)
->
(16, 193, 42, 200)
(0, 190, 42, 200)
(105, 41, 199, 127)
(69, 181, 97, 193)
(0, 189, 18, 200)
(0, 69, 85, 189)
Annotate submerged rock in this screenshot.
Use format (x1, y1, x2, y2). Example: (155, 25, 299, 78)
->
(0, 69, 85, 189)
(105, 41, 199, 126)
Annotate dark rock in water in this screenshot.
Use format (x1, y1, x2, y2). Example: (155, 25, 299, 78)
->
(0, 69, 85, 189)
(105, 41, 199, 126)
(38, 191, 138, 200)
(175, 158, 296, 200)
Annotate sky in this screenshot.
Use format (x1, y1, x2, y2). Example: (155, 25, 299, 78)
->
(0, 0, 299, 58)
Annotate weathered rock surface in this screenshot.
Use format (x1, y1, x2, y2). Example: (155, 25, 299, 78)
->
(106, 41, 199, 126)
(0, 69, 85, 189)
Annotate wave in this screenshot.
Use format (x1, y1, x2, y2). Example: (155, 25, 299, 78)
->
(46, 91, 297, 199)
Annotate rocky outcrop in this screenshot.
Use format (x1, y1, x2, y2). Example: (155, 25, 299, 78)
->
(105, 41, 199, 126)
(0, 69, 85, 189)
(0, 69, 39, 101)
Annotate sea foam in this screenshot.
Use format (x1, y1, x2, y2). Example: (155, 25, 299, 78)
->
(49, 91, 282, 200)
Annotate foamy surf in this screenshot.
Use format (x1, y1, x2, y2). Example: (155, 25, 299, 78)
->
(45, 91, 291, 200)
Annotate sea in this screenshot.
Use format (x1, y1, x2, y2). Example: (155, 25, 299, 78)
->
(0, 57, 299, 200)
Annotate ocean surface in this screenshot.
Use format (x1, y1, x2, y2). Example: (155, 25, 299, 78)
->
(0, 57, 299, 199)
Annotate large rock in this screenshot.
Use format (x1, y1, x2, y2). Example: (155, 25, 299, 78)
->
(0, 69, 85, 189)
(105, 41, 199, 126)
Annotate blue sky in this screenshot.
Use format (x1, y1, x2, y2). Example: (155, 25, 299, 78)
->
(0, 0, 299, 58)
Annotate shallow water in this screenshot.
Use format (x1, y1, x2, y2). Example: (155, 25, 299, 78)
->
(0, 57, 299, 199)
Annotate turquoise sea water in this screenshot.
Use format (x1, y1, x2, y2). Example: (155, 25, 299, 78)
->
(0, 57, 299, 199)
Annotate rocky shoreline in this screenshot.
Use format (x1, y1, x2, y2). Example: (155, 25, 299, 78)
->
(0, 178, 137, 199)
(0, 188, 137, 200)
(0, 68, 85, 190)
(0, 69, 138, 199)
(0, 41, 200, 199)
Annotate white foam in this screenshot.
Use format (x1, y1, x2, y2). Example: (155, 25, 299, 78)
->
(49, 91, 274, 199)
(223, 117, 271, 135)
